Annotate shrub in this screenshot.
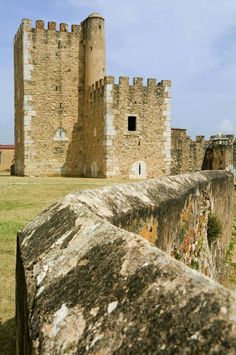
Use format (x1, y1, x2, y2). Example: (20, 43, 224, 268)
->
(207, 214, 222, 245)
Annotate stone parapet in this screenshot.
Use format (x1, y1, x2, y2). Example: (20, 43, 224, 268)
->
(16, 171, 235, 353)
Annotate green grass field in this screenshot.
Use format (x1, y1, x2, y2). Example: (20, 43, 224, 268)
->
(0, 174, 235, 354)
(0, 174, 128, 354)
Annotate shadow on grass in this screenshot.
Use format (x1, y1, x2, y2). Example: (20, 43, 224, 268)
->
(0, 317, 15, 355)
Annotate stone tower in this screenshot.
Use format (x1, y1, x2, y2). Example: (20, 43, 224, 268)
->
(14, 13, 171, 178)
(83, 13, 106, 89)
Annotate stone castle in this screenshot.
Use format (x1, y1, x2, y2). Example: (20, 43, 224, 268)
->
(14, 13, 171, 178)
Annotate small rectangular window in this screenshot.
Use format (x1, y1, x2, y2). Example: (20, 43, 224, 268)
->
(0, 152, 2, 164)
(139, 163, 141, 175)
(128, 116, 137, 131)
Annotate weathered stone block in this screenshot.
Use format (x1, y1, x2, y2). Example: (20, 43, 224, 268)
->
(16, 172, 235, 354)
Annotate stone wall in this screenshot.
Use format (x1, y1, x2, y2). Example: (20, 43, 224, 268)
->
(14, 14, 106, 177)
(110, 77, 171, 178)
(14, 21, 25, 175)
(0, 145, 14, 171)
(80, 76, 171, 178)
(171, 130, 236, 182)
(202, 135, 236, 182)
(171, 128, 207, 175)
(16, 171, 235, 354)
(14, 19, 81, 176)
(81, 77, 107, 177)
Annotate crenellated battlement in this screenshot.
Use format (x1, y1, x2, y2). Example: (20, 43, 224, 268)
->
(88, 76, 171, 92)
(16, 18, 81, 35)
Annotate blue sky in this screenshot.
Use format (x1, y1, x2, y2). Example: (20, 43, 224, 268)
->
(1, 0, 236, 143)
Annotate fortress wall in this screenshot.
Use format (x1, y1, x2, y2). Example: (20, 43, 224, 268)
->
(62, 14, 106, 178)
(14, 20, 28, 175)
(103, 77, 171, 178)
(14, 20, 81, 176)
(171, 128, 207, 175)
(0, 146, 15, 172)
(75, 170, 233, 280)
(82, 79, 107, 177)
(16, 171, 235, 353)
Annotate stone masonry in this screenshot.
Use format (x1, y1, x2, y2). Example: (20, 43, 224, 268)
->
(171, 129, 236, 182)
(14, 14, 171, 178)
(0, 144, 14, 172)
(202, 134, 236, 182)
(171, 128, 208, 175)
(16, 172, 235, 354)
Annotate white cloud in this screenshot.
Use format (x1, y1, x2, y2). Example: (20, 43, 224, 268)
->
(216, 119, 236, 135)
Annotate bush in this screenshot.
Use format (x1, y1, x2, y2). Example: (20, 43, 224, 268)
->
(207, 214, 222, 245)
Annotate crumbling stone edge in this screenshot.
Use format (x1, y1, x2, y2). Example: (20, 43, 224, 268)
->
(16, 171, 236, 354)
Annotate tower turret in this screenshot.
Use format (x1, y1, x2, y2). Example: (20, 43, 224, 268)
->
(82, 13, 106, 89)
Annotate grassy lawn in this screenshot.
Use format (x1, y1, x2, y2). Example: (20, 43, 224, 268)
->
(0, 174, 128, 354)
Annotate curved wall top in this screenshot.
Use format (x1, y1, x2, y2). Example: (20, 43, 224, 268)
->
(16, 171, 236, 354)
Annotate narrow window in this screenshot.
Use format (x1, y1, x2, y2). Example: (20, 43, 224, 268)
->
(54, 128, 66, 141)
(128, 116, 137, 131)
(139, 163, 141, 175)
(0, 152, 2, 164)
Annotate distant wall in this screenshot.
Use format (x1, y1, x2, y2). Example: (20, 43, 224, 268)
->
(0, 145, 14, 172)
(16, 171, 235, 354)
(171, 130, 236, 184)
(171, 128, 207, 175)
(202, 135, 236, 182)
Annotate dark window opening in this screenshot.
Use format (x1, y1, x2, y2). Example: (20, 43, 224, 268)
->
(128, 116, 137, 131)
(90, 46, 93, 51)
(139, 163, 141, 175)
(99, 25, 101, 29)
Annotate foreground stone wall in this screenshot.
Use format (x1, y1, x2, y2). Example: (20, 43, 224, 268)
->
(16, 171, 235, 354)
